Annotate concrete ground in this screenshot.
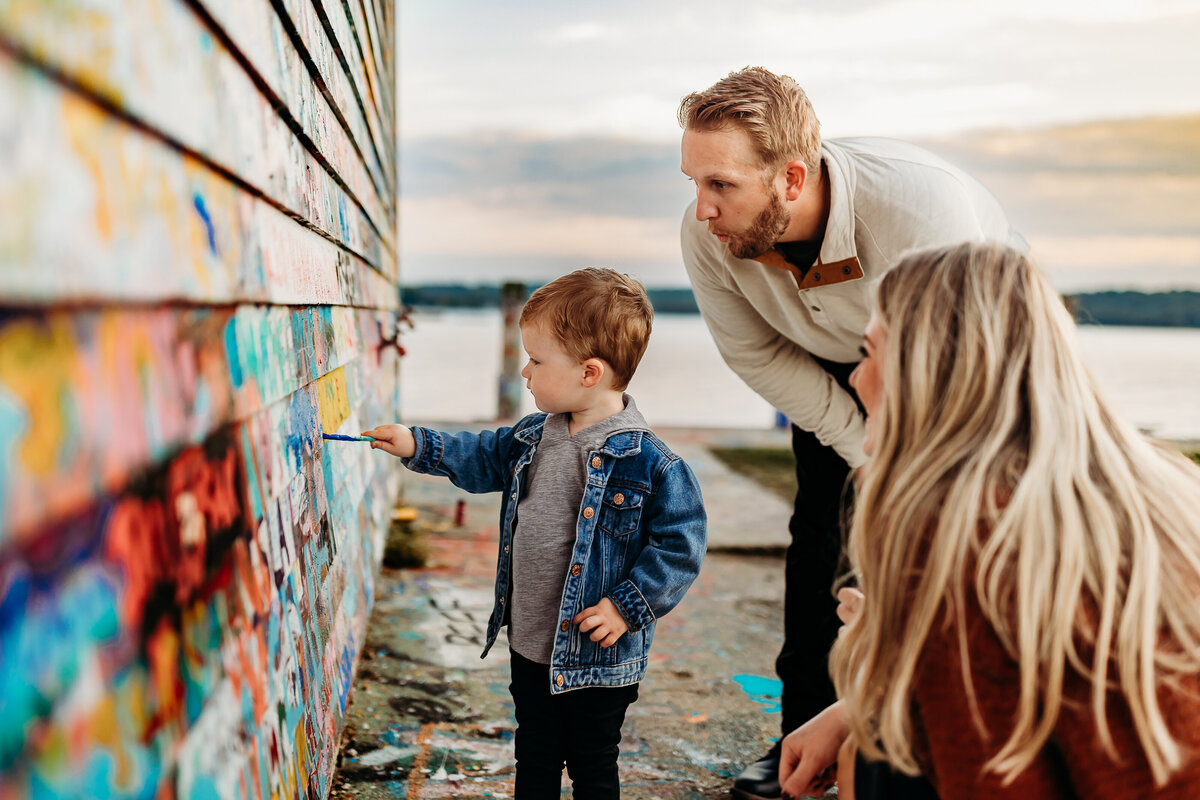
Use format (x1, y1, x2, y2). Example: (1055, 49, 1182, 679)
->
(331, 426, 807, 799)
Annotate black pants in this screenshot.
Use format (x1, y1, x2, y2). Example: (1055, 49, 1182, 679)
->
(855, 752, 940, 799)
(508, 648, 639, 800)
(776, 358, 860, 736)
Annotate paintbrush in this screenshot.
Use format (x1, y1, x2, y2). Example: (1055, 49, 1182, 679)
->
(322, 433, 377, 442)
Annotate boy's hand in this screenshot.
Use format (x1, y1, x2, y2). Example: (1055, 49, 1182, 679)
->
(573, 597, 628, 647)
(362, 424, 416, 459)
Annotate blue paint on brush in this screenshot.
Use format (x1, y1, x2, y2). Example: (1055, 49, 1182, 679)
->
(322, 433, 376, 442)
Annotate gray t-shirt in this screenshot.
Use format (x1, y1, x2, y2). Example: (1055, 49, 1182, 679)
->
(509, 395, 650, 664)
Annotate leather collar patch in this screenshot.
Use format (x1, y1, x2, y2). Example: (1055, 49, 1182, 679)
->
(751, 251, 864, 290)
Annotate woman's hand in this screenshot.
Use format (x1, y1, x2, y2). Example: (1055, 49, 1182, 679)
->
(836, 587, 865, 636)
(780, 700, 850, 799)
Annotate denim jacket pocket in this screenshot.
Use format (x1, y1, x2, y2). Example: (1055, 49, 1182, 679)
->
(589, 626, 644, 667)
(598, 487, 644, 537)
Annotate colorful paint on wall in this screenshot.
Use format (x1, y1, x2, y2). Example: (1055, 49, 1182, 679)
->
(0, 1, 399, 797)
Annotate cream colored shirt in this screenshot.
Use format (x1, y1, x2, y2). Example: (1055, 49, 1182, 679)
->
(682, 137, 1022, 467)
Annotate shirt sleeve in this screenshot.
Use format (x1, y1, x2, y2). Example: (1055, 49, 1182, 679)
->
(402, 423, 521, 494)
(681, 209, 867, 467)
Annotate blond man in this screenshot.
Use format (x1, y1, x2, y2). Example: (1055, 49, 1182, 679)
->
(678, 66, 1022, 800)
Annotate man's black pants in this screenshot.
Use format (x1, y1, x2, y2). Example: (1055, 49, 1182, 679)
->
(508, 648, 639, 799)
(777, 358, 860, 736)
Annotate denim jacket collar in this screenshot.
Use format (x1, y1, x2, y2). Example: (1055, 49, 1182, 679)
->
(595, 430, 644, 458)
(513, 414, 645, 459)
(513, 416, 546, 446)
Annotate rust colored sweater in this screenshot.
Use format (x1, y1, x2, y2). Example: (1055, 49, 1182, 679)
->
(910, 597, 1200, 799)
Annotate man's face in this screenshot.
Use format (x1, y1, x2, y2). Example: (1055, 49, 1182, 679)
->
(681, 126, 791, 259)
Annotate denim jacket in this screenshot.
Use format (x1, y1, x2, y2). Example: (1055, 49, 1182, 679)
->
(403, 413, 707, 692)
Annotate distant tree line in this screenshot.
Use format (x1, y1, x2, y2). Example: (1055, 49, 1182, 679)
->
(402, 284, 1200, 327)
(401, 284, 702, 314)
(401, 284, 503, 308)
(1069, 291, 1200, 327)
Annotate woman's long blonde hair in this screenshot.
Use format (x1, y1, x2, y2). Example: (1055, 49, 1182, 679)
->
(833, 242, 1200, 784)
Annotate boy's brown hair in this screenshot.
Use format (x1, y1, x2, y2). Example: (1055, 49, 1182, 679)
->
(519, 268, 653, 390)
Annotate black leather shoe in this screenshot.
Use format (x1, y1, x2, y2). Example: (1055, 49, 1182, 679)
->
(731, 742, 782, 800)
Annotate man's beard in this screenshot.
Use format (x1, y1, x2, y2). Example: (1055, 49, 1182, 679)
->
(724, 191, 790, 260)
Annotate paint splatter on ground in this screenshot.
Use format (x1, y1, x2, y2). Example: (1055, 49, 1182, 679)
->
(331, 467, 809, 799)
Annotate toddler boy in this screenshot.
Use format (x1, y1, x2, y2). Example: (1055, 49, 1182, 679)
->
(364, 267, 708, 799)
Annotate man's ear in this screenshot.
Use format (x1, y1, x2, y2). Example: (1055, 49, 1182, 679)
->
(581, 359, 606, 387)
(783, 159, 808, 201)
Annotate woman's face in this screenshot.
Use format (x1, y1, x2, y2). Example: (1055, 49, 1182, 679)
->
(849, 313, 887, 458)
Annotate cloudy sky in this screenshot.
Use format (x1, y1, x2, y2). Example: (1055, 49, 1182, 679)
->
(398, 0, 1200, 291)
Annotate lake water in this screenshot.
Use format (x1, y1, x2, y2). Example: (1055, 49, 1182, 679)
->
(399, 309, 1200, 443)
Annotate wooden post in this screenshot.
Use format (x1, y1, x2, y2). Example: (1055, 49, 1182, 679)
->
(498, 281, 526, 420)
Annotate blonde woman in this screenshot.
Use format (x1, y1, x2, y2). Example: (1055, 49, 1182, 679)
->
(780, 242, 1200, 799)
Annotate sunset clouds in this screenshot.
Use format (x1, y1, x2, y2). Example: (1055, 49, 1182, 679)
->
(397, 1, 1200, 290)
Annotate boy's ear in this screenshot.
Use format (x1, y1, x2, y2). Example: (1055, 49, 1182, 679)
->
(581, 358, 606, 387)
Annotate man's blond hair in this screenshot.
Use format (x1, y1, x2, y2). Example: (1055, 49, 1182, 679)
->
(677, 66, 821, 175)
(519, 268, 653, 391)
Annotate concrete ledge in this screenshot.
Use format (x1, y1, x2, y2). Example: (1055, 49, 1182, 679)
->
(655, 427, 793, 553)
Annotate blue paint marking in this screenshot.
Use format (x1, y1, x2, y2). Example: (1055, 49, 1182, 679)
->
(224, 319, 243, 388)
(732, 674, 783, 714)
(192, 193, 218, 255)
(286, 388, 320, 469)
(190, 776, 222, 800)
(0, 567, 121, 769)
(0, 384, 26, 518)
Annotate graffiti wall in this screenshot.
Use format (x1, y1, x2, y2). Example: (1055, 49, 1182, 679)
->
(0, 1, 400, 797)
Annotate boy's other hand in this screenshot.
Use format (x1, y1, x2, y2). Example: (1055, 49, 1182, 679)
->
(362, 424, 416, 458)
(573, 597, 628, 647)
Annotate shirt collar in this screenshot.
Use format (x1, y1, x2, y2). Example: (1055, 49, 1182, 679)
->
(750, 145, 862, 290)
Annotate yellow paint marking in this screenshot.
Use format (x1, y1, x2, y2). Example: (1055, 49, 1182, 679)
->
(0, 317, 76, 475)
(316, 365, 351, 434)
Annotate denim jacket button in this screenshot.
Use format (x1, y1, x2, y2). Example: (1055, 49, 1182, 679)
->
(583, 506, 595, 519)
(504, 545, 510, 553)
(560, 620, 569, 632)
(590, 456, 602, 468)
(613, 493, 625, 505)
(571, 563, 581, 577)
(555, 674, 564, 687)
